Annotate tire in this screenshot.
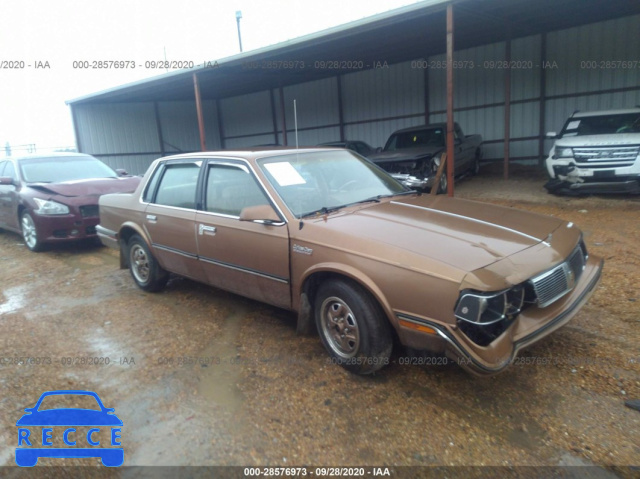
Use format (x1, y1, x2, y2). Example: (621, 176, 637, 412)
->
(430, 158, 448, 194)
(21, 211, 44, 252)
(471, 151, 481, 176)
(127, 234, 168, 292)
(315, 279, 392, 374)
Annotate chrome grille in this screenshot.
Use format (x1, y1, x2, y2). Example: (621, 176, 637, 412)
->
(573, 146, 639, 168)
(530, 243, 587, 308)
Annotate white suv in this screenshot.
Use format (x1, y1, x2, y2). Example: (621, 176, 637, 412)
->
(544, 108, 640, 195)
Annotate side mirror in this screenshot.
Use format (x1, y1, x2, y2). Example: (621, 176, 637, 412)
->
(545, 132, 557, 139)
(239, 204, 283, 225)
(115, 168, 129, 176)
(375, 147, 382, 153)
(0, 176, 15, 186)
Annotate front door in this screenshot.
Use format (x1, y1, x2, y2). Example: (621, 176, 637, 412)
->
(195, 161, 291, 309)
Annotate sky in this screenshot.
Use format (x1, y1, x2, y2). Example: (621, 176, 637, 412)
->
(0, 0, 419, 155)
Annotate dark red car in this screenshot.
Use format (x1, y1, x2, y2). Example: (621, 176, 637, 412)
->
(0, 153, 140, 251)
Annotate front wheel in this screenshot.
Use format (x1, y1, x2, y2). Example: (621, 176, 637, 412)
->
(315, 279, 392, 374)
(21, 212, 44, 252)
(127, 234, 168, 292)
(430, 158, 448, 194)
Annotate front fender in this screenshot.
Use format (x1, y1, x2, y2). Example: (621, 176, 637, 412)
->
(298, 262, 397, 328)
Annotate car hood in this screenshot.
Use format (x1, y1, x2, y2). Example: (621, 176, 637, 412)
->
(303, 195, 565, 274)
(16, 409, 123, 426)
(555, 133, 640, 147)
(28, 177, 141, 197)
(368, 146, 442, 163)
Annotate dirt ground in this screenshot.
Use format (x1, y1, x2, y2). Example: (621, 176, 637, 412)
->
(0, 164, 638, 477)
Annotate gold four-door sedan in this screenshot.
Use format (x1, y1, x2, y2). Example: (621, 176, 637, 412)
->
(97, 149, 603, 375)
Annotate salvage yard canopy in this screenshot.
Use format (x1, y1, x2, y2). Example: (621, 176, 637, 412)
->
(67, 0, 640, 186)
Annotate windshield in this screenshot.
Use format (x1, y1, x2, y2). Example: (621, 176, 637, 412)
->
(560, 113, 640, 137)
(19, 156, 117, 183)
(384, 128, 445, 151)
(258, 150, 408, 218)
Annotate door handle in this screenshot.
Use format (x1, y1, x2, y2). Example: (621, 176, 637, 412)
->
(146, 214, 157, 222)
(198, 224, 216, 235)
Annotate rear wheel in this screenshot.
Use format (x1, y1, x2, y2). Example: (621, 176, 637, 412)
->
(127, 234, 168, 292)
(315, 279, 392, 374)
(471, 151, 481, 175)
(21, 212, 44, 252)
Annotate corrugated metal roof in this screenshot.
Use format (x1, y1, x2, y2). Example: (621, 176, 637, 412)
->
(67, 0, 640, 105)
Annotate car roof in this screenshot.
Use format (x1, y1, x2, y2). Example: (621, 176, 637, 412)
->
(572, 108, 640, 118)
(389, 123, 447, 134)
(7, 152, 95, 162)
(159, 147, 349, 162)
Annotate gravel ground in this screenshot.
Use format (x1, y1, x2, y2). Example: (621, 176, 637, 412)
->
(0, 164, 638, 477)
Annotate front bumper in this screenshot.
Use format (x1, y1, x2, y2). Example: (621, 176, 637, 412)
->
(33, 212, 99, 244)
(544, 177, 640, 195)
(395, 255, 603, 375)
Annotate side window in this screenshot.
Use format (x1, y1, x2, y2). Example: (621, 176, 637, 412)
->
(142, 164, 162, 203)
(4, 162, 16, 180)
(205, 164, 269, 217)
(454, 125, 464, 142)
(0, 162, 6, 176)
(153, 163, 200, 209)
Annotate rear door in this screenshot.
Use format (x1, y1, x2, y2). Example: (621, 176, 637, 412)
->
(142, 159, 206, 282)
(194, 160, 291, 309)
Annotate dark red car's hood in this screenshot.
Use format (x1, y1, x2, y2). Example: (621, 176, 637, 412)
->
(29, 177, 141, 197)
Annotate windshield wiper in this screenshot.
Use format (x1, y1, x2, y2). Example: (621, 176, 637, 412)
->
(300, 197, 382, 218)
(300, 205, 343, 218)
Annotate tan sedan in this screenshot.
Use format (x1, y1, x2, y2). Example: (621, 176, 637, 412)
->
(97, 149, 603, 375)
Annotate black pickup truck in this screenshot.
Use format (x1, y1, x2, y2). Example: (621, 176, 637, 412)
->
(367, 123, 483, 192)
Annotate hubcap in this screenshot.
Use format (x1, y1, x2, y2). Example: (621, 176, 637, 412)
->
(130, 244, 150, 283)
(21, 215, 37, 248)
(320, 297, 360, 358)
(439, 173, 448, 193)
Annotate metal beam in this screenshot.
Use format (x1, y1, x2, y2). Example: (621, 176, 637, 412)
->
(503, 38, 511, 180)
(216, 98, 225, 149)
(538, 32, 547, 165)
(154, 101, 165, 157)
(270, 88, 279, 145)
(279, 86, 288, 146)
(446, 3, 454, 197)
(337, 75, 345, 141)
(70, 106, 83, 153)
(424, 63, 430, 124)
(192, 72, 207, 151)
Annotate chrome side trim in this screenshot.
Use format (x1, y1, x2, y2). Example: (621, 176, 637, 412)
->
(391, 201, 543, 243)
(199, 256, 289, 284)
(151, 243, 198, 259)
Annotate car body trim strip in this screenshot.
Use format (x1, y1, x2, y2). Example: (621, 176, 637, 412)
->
(151, 243, 198, 259)
(391, 201, 543, 244)
(199, 256, 289, 284)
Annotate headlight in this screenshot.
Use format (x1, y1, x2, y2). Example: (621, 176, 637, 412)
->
(33, 198, 70, 215)
(553, 147, 573, 159)
(455, 285, 525, 325)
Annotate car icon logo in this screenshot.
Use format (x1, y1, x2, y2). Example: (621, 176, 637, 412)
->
(16, 390, 123, 467)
